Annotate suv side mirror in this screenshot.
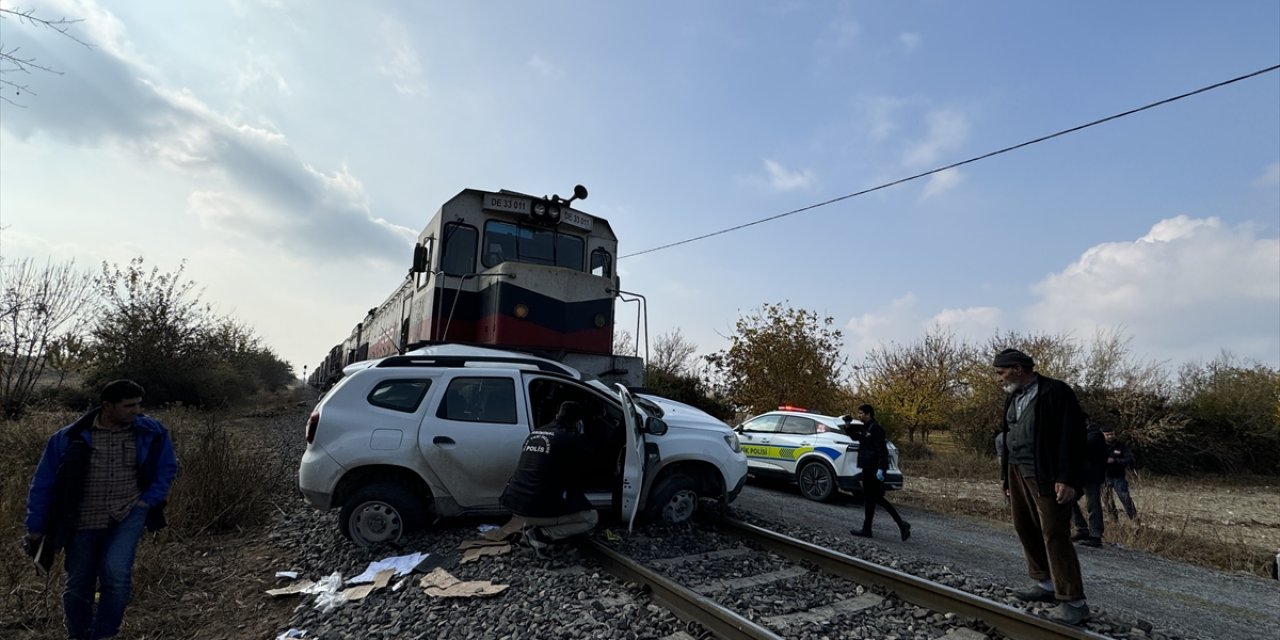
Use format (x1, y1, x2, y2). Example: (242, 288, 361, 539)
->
(644, 417, 668, 436)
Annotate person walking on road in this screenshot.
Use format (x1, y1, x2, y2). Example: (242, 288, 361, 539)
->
(1070, 419, 1108, 547)
(994, 348, 1091, 625)
(846, 405, 911, 542)
(1102, 426, 1139, 521)
(24, 379, 179, 640)
(500, 400, 598, 553)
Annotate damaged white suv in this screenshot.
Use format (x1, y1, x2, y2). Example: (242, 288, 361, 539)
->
(298, 345, 748, 546)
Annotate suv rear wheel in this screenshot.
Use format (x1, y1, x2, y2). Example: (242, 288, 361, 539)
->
(646, 474, 699, 524)
(340, 483, 424, 547)
(797, 460, 836, 502)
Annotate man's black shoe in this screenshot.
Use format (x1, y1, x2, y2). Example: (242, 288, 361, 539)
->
(1080, 537, 1102, 548)
(1013, 584, 1056, 602)
(850, 528, 873, 538)
(899, 521, 912, 541)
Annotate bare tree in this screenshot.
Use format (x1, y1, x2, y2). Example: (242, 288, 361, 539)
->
(0, 256, 97, 415)
(613, 329, 635, 357)
(649, 328, 697, 376)
(0, 6, 91, 106)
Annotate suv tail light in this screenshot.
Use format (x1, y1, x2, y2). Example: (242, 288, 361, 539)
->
(306, 410, 320, 444)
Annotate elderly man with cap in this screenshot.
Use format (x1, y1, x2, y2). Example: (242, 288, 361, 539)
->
(994, 348, 1091, 625)
(500, 400, 598, 553)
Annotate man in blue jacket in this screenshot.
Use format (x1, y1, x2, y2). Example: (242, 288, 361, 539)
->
(24, 380, 179, 640)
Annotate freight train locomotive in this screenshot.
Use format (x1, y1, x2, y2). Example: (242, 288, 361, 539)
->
(309, 185, 645, 388)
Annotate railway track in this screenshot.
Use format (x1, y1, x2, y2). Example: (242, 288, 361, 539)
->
(582, 517, 1114, 640)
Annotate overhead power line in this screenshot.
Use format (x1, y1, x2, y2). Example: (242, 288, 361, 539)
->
(621, 64, 1280, 259)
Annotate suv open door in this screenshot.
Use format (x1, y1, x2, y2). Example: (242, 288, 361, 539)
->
(617, 384, 646, 531)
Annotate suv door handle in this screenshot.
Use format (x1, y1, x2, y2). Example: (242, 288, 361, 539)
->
(433, 436, 456, 447)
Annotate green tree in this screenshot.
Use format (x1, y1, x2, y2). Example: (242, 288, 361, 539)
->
(705, 302, 846, 416)
(1169, 354, 1280, 474)
(88, 258, 293, 407)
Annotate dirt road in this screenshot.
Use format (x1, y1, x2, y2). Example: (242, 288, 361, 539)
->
(734, 482, 1280, 640)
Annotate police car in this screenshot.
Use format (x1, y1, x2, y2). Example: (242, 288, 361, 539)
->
(735, 406, 904, 502)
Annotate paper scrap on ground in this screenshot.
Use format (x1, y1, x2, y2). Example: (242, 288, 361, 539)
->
(275, 571, 300, 580)
(477, 524, 499, 533)
(266, 580, 316, 597)
(346, 552, 429, 584)
(341, 568, 394, 601)
(419, 567, 508, 598)
(307, 572, 347, 613)
(275, 628, 306, 639)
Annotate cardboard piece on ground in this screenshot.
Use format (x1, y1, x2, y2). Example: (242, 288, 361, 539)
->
(460, 543, 512, 564)
(341, 568, 394, 601)
(266, 580, 317, 597)
(481, 517, 525, 542)
(419, 567, 508, 598)
(459, 538, 511, 549)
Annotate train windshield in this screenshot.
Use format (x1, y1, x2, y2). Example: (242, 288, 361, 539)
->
(482, 220, 584, 271)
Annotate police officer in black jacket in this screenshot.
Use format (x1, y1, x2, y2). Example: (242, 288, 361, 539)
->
(500, 401, 598, 552)
(846, 404, 911, 541)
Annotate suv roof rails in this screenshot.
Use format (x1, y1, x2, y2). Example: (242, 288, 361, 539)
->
(375, 355, 577, 376)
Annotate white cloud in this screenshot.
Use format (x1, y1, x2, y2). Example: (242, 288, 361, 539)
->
(921, 168, 963, 199)
(898, 32, 921, 52)
(845, 293, 919, 358)
(234, 52, 291, 96)
(1255, 161, 1280, 188)
(528, 54, 562, 78)
(902, 109, 969, 168)
(931, 306, 1001, 338)
(377, 17, 427, 96)
(818, 18, 861, 51)
(1026, 216, 1280, 366)
(759, 158, 815, 192)
(857, 95, 909, 143)
(0, 2, 415, 263)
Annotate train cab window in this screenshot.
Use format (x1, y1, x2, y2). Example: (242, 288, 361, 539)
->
(482, 220, 585, 271)
(590, 248, 612, 279)
(442, 223, 477, 276)
(556, 234, 584, 270)
(482, 221, 519, 268)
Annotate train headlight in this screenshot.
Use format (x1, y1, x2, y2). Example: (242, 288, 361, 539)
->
(532, 202, 547, 217)
(547, 206, 561, 223)
(593, 313, 606, 328)
(515, 304, 529, 319)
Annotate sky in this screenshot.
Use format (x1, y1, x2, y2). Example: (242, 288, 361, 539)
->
(2, 0, 1278, 379)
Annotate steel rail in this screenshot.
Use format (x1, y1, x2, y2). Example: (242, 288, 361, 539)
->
(580, 538, 785, 640)
(720, 518, 1114, 640)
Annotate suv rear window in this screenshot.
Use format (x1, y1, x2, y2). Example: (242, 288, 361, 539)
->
(437, 377, 517, 424)
(367, 379, 432, 412)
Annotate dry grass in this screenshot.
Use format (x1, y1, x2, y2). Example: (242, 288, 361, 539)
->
(0, 388, 308, 639)
(895, 438, 1280, 577)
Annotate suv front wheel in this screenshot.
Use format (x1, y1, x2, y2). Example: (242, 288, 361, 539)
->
(646, 474, 699, 524)
(339, 484, 425, 547)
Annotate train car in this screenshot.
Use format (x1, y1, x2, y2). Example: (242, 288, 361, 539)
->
(312, 185, 645, 388)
